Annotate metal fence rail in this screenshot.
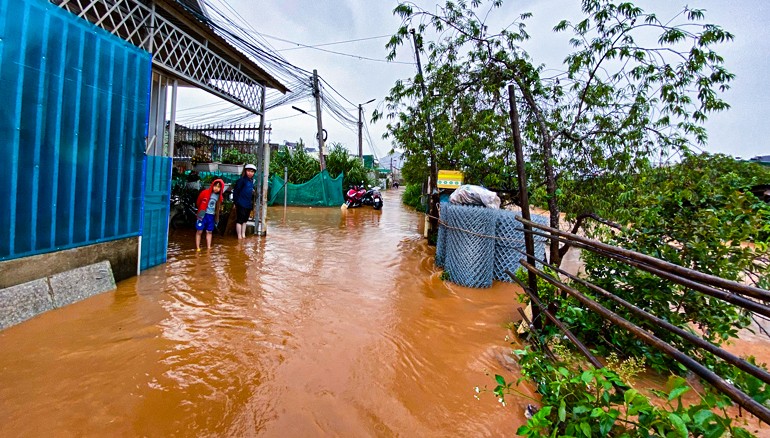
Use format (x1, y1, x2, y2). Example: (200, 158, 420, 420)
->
(172, 123, 260, 162)
(512, 216, 770, 425)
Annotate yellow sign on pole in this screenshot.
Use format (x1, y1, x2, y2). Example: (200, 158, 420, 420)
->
(437, 170, 463, 189)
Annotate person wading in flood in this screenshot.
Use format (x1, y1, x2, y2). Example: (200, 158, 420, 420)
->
(232, 164, 257, 239)
(195, 178, 225, 251)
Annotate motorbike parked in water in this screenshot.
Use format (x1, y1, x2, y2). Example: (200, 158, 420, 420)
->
(345, 185, 383, 210)
(169, 185, 233, 230)
(169, 192, 199, 229)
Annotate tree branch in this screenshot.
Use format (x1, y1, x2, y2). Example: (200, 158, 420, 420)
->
(558, 212, 623, 259)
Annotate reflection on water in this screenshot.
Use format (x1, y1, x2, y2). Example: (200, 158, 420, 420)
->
(0, 190, 528, 437)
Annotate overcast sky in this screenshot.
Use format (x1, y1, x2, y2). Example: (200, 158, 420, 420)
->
(178, 0, 770, 160)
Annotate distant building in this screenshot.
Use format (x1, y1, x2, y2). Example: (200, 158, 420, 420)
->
(380, 152, 405, 182)
(282, 141, 318, 156)
(748, 155, 770, 164)
(380, 152, 404, 170)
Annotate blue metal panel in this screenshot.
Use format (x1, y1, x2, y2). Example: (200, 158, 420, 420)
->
(140, 156, 172, 270)
(0, 0, 151, 261)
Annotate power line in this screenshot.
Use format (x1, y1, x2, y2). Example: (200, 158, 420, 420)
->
(271, 34, 393, 51)
(174, 0, 382, 146)
(259, 32, 413, 65)
(297, 46, 413, 65)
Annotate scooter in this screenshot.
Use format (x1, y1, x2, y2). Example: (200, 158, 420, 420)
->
(345, 185, 383, 210)
(362, 186, 383, 210)
(169, 192, 198, 229)
(345, 185, 366, 208)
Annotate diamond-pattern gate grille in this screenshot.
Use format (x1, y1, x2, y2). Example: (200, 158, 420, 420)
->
(52, 0, 264, 113)
(443, 204, 496, 288)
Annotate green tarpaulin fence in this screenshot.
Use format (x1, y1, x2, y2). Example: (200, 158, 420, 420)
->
(268, 170, 344, 207)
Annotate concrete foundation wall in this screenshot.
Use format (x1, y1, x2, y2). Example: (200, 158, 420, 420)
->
(0, 237, 138, 289)
(0, 261, 116, 330)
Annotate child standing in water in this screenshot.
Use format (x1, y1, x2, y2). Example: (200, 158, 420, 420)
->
(195, 178, 225, 251)
(232, 164, 257, 239)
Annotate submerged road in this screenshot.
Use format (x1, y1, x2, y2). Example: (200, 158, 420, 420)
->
(0, 189, 531, 436)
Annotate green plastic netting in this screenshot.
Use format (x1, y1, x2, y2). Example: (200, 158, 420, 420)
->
(268, 170, 345, 207)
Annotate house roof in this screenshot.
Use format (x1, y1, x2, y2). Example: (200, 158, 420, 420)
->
(157, 0, 288, 94)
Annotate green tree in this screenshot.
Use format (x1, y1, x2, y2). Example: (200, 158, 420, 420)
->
(380, 0, 735, 266)
(380, 1, 770, 428)
(573, 154, 770, 371)
(269, 140, 320, 184)
(324, 142, 373, 189)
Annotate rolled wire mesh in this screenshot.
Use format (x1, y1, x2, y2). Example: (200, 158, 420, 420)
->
(493, 210, 549, 282)
(443, 204, 497, 288)
(435, 202, 448, 268)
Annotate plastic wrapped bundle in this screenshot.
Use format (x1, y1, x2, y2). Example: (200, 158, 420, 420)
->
(444, 204, 497, 288)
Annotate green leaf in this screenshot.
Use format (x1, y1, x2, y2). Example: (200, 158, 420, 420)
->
(573, 405, 591, 415)
(495, 374, 506, 386)
(580, 421, 592, 437)
(624, 389, 639, 404)
(732, 427, 753, 438)
(667, 412, 688, 438)
(693, 409, 714, 426)
(599, 412, 618, 436)
(559, 399, 566, 422)
(668, 385, 691, 401)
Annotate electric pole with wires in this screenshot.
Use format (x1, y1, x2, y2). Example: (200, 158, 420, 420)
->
(312, 69, 326, 171)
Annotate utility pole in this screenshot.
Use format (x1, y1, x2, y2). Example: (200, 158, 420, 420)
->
(358, 104, 364, 161)
(312, 70, 326, 171)
(358, 99, 374, 161)
(410, 29, 439, 237)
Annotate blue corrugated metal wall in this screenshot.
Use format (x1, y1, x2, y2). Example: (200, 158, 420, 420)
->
(141, 156, 172, 270)
(0, 0, 151, 261)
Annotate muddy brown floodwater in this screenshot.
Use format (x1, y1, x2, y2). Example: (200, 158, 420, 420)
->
(0, 189, 533, 437)
(3, 189, 769, 437)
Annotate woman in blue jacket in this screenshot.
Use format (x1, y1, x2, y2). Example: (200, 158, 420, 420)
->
(232, 164, 257, 239)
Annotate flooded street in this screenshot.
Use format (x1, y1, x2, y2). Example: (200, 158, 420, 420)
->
(0, 189, 530, 437)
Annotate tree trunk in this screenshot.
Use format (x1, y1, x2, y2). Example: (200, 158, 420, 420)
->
(542, 139, 562, 267)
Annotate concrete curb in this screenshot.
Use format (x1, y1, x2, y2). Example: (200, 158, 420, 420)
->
(0, 261, 116, 330)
